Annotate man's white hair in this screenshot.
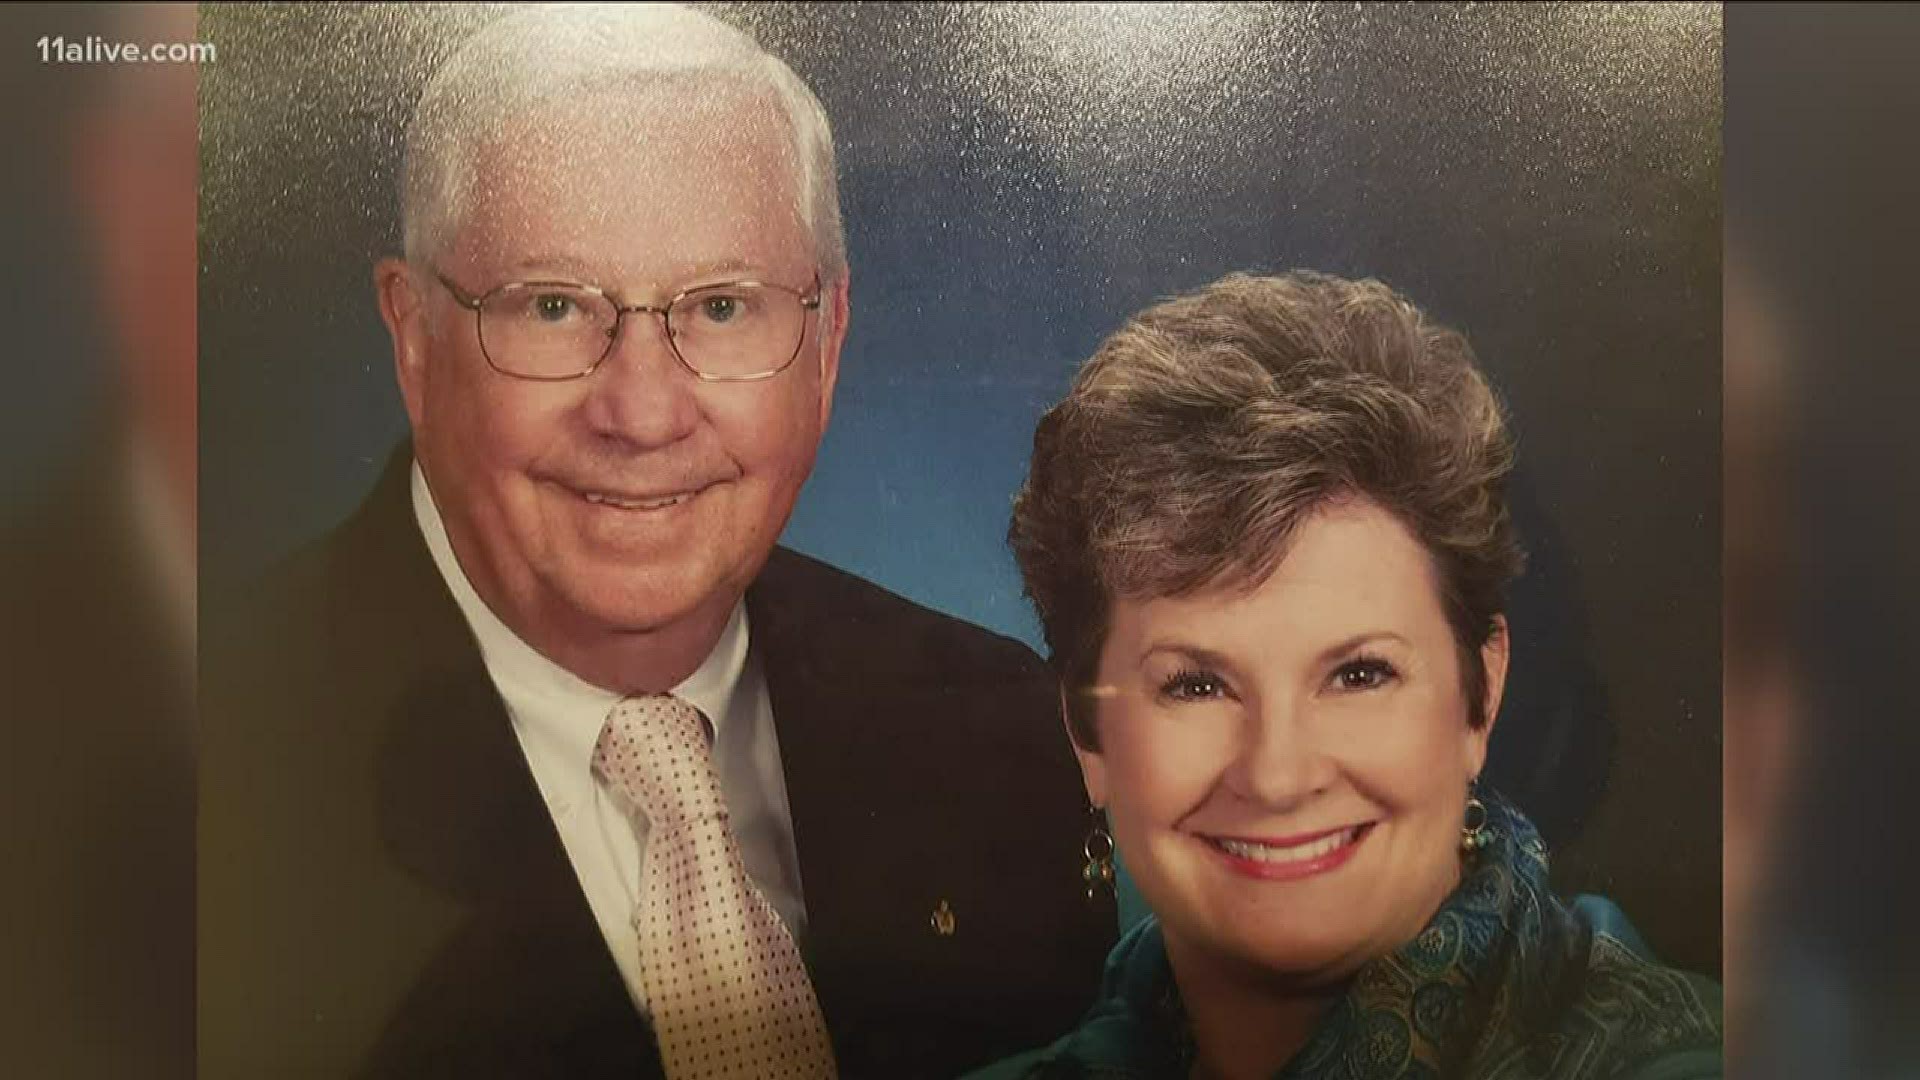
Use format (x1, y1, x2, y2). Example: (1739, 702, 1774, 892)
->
(401, 3, 845, 280)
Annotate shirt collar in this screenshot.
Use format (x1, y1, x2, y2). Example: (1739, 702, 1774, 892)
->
(410, 460, 749, 761)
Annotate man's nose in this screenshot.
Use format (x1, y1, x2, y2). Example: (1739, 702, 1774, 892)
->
(579, 309, 701, 448)
(1224, 694, 1336, 809)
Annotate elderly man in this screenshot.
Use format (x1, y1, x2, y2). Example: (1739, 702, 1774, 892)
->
(201, 7, 1111, 1079)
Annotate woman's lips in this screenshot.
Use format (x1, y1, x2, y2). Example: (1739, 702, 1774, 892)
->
(1201, 822, 1374, 880)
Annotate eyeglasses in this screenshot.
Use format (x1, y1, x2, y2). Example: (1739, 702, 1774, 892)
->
(434, 270, 824, 382)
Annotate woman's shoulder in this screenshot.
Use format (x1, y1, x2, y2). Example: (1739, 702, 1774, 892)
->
(1572, 895, 1722, 1018)
(1529, 894, 1725, 1079)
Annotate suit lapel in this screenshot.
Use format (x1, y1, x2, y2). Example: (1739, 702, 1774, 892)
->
(746, 550, 968, 1044)
(339, 448, 579, 906)
(746, 548, 868, 1014)
(746, 546, 1118, 1078)
(347, 449, 655, 1076)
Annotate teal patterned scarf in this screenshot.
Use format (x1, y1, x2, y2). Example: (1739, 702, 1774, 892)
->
(990, 791, 1722, 1080)
(1272, 791, 1721, 1079)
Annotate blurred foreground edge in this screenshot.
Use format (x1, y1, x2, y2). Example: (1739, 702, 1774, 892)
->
(1726, 5, 1920, 1078)
(0, 4, 195, 1077)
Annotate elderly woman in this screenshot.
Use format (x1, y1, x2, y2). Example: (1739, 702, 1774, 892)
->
(978, 272, 1722, 1079)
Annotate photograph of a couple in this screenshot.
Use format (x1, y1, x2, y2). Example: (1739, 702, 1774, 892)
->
(198, 5, 1723, 1078)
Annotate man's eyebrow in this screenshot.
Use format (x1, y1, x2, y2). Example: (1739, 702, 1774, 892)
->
(504, 256, 766, 286)
(506, 254, 600, 281)
(681, 257, 758, 280)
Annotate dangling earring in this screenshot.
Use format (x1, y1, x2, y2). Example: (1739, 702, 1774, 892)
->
(1082, 806, 1115, 901)
(1460, 784, 1491, 854)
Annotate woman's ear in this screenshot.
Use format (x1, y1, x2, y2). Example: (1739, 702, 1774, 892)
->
(1467, 615, 1512, 777)
(1061, 685, 1108, 808)
(1481, 614, 1511, 729)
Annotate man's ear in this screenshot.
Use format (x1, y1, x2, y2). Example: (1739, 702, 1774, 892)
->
(1061, 685, 1108, 808)
(375, 257, 430, 432)
(814, 270, 849, 434)
(1467, 614, 1512, 778)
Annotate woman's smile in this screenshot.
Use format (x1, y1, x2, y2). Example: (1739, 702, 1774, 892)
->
(1198, 822, 1375, 881)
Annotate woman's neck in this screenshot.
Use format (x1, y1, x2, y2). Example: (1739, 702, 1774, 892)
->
(1168, 936, 1346, 1080)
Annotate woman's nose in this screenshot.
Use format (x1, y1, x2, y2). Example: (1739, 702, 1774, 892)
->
(1225, 697, 1336, 809)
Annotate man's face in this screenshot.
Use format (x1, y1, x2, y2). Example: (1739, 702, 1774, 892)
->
(388, 88, 843, 675)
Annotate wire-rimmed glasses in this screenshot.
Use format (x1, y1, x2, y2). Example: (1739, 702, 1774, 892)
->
(435, 271, 824, 382)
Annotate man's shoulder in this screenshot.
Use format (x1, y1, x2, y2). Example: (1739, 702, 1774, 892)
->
(204, 449, 473, 715)
(751, 545, 1049, 680)
(961, 920, 1179, 1080)
(211, 450, 436, 624)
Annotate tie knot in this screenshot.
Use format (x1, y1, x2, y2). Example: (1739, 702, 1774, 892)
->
(592, 694, 722, 828)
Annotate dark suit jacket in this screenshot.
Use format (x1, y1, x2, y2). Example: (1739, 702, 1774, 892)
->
(201, 450, 1115, 1079)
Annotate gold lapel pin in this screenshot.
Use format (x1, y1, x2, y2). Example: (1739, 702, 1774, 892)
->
(929, 899, 956, 937)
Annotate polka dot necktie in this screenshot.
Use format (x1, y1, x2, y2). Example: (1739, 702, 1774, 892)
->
(592, 694, 837, 1080)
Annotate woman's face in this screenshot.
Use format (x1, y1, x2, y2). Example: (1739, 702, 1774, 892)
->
(1078, 496, 1507, 985)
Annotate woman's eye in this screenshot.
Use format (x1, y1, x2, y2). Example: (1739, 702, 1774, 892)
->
(1160, 669, 1227, 702)
(1332, 657, 1397, 691)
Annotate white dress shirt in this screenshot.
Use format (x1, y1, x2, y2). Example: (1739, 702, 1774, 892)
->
(410, 462, 809, 1013)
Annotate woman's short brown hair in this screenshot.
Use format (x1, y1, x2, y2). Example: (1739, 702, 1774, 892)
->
(1010, 271, 1525, 748)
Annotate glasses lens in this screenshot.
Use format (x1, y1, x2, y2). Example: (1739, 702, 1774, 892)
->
(668, 284, 808, 378)
(479, 284, 617, 378)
